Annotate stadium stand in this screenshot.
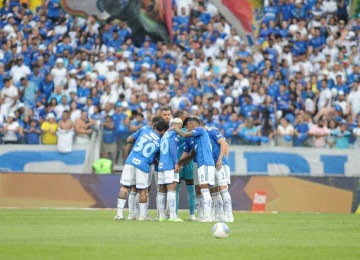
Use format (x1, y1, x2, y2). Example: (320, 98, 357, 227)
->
(0, 0, 359, 165)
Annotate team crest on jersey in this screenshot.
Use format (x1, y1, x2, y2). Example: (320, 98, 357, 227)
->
(132, 158, 141, 165)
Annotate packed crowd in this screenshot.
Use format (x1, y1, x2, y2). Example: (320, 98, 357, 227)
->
(0, 0, 359, 154)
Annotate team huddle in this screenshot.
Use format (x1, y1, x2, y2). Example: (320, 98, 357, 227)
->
(114, 107, 234, 222)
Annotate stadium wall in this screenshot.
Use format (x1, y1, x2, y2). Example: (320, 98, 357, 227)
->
(0, 130, 101, 173)
(2, 144, 358, 176)
(229, 146, 360, 176)
(0, 174, 358, 213)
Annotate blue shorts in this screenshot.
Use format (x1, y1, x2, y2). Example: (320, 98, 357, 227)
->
(179, 161, 194, 180)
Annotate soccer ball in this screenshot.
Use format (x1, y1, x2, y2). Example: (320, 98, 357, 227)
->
(212, 222, 230, 239)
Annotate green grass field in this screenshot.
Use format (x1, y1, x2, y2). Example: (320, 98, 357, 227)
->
(0, 209, 360, 260)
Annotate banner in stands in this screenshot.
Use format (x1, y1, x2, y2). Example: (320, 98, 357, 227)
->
(60, 0, 173, 46)
(228, 146, 360, 176)
(210, 0, 263, 45)
(0, 174, 358, 213)
(0, 146, 87, 173)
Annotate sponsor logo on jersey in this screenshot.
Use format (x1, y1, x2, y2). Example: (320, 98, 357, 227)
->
(132, 158, 141, 165)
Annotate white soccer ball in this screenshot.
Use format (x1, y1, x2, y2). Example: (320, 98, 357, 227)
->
(212, 222, 230, 239)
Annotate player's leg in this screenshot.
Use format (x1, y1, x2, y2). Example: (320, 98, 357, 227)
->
(175, 167, 184, 217)
(156, 171, 167, 221)
(135, 169, 151, 221)
(212, 166, 227, 221)
(145, 170, 153, 220)
(115, 164, 135, 220)
(198, 165, 214, 222)
(193, 163, 203, 219)
(185, 179, 196, 220)
(183, 163, 196, 220)
(127, 185, 137, 220)
(221, 165, 234, 222)
(166, 170, 183, 222)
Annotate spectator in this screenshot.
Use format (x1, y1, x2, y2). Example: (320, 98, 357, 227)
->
(330, 120, 351, 149)
(19, 77, 38, 111)
(57, 110, 74, 153)
(27, 119, 41, 145)
(308, 117, 330, 148)
(258, 113, 275, 146)
(19, 114, 31, 144)
(2, 112, 20, 144)
(10, 55, 31, 84)
(277, 114, 295, 147)
(1, 77, 18, 109)
(238, 117, 258, 145)
(75, 110, 96, 145)
(101, 115, 117, 162)
(41, 113, 58, 144)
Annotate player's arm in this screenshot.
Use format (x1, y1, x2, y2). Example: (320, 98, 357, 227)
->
(179, 149, 195, 166)
(216, 138, 227, 170)
(172, 127, 194, 138)
(124, 134, 136, 159)
(225, 141, 230, 157)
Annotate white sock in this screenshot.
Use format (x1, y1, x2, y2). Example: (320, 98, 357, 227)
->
(157, 192, 166, 219)
(201, 189, 212, 219)
(139, 203, 147, 220)
(128, 191, 136, 216)
(210, 194, 216, 220)
(195, 195, 203, 219)
(117, 198, 126, 217)
(135, 193, 140, 219)
(221, 189, 233, 217)
(214, 192, 224, 220)
(167, 190, 176, 220)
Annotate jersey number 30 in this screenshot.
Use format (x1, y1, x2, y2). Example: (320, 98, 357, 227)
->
(134, 136, 156, 158)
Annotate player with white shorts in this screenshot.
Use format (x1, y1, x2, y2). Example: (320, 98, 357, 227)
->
(172, 118, 215, 222)
(114, 120, 168, 221)
(207, 126, 234, 222)
(157, 118, 184, 222)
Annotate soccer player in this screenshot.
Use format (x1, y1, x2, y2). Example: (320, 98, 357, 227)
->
(207, 126, 234, 222)
(172, 117, 215, 222)
(157, 117, 184, 222)
(127, 116, 165, 220)
(114, 119, 168, 221)
(174, 113, 196, 221)
(160, 106, 172, 125)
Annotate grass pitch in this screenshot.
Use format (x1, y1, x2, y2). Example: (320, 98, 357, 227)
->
(0, 209, 359, 260)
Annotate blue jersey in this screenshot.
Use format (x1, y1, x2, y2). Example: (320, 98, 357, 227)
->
(159, 130, 179, 171)
(125, 126, 161, 173)
(206, 127, 227, 165)
(177, 127, 187, 159)
(191, 127, 215, 167)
